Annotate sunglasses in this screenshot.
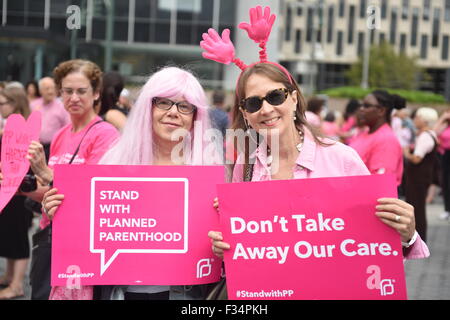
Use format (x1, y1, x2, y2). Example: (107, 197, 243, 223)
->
(240, 88, 290, 113)
(152, 97, 197, 115)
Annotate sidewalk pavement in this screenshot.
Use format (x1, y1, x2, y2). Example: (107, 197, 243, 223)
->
(1, 195, 449, 300)
(404, 195, 450, 300)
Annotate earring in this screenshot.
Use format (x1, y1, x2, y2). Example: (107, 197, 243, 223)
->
(293, 111, 297, 121)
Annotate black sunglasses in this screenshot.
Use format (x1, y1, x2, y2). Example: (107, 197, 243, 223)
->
(240, 88, 290, 113)
(152, 97, 197, 115)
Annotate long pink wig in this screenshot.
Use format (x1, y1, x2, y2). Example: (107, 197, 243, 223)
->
(100, 66, 217, 165)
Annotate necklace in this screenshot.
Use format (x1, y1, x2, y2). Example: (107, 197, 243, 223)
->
(296, 130, 304, 152)
(267, 130, 304, 165)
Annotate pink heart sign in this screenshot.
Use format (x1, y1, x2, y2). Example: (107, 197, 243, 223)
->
(0, 111, 41, 213)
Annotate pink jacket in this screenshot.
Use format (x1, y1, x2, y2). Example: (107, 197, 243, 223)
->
(232, 127, 429, 261)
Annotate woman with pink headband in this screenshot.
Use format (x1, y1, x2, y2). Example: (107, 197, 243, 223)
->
(203, 6, 429, 286)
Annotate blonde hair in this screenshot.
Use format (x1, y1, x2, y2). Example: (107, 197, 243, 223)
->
(416, 107, 438, 127)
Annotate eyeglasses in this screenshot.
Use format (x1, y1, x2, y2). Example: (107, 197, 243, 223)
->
(152, 97, 197, 115)
(60, 87, 91, 97)
(240, 88, 290, 113)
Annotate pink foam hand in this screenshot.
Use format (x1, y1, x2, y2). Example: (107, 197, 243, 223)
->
(238, 6, 276, 44)
(200, 28, 235, 65)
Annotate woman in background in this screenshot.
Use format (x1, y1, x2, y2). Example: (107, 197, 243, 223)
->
(349, 91, 405, 187)
(0, 86, 33, 299)
(403, 107, 439, 242)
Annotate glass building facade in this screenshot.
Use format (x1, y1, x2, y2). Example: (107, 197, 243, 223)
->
(0, 0, 237, 87)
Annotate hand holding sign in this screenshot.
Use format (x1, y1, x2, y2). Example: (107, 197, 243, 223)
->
(209, 197, 418, 260)
(375, 198, 416, 243)
(216, 175, 411, 300)
(0, 111, 41, 213)
(42, 187, 65, 220)
(27, 140, 52, 185)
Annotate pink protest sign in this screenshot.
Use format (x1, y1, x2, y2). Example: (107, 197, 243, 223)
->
(0, 111, 41, 213)
(51, 164, 224, 286)
(217, 174, 408, 300)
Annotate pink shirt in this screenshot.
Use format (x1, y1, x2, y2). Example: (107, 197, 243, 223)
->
(305, 111, 321, 128)
(31, 97, 70, 145)
(414, 131, 437, 158)
(232, 126, 428, 260)
(349, 123, 403, 186)
(341, 116, 356, 133)
(40, 116, 119, 229)
(321, 121, 341, 140)
(232, 127, 370, 182)
(438, 126, 450, 152)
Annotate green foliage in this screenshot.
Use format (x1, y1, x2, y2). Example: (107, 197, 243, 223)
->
(346, 42, 421, 90)
(321, 86, 446, 104)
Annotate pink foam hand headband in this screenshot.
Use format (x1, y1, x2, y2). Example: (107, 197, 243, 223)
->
(200, 5, 292, 84)
(239, 6, 276, 62)
(200, 28, 247, 70)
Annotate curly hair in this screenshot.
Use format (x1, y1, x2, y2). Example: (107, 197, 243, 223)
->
(53, 59, 103, 94)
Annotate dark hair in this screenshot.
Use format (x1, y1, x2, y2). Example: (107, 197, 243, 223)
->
(25, 80, 41, 98)
(99, 71, 124, 116)
(344, 99, 361, 120)
(324, 111, 336, 122)
(306, 97, 325, 114)
(212, 90, 225, 105)
(371, 90, 405, 123)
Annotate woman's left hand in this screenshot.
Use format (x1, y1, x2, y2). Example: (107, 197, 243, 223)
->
(375, 198, 416, 243)
(26, 140, 52, 184)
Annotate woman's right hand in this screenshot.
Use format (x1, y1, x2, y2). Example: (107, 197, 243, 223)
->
(208, 231, 230, 259)
(42, 188, 64, 220)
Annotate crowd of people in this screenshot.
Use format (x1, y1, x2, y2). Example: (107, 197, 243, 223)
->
(0, 6, 448, 301)
(0, 59, 448, 300)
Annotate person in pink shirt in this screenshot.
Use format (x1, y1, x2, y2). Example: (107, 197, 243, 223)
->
(305, 96, 323, 129)
(30, 77, 70, 160)
(37, 66, 221, 301)
(25, 60, 119, 300)
(434, 109, 450, 220)
(349, 90, 404, 186)
(207, 63, 428, 264)
(201, 6, 428, 299)
(321, 111, 341, 141)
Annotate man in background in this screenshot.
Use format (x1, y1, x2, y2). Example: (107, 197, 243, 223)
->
(209, 90, 229, 139)
(30, 77, 70, 161)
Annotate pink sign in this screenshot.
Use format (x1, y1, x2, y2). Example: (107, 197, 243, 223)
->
(217, 174, 407, 300)
(0, 111, 41, 212)
(51, 164, 224, 286)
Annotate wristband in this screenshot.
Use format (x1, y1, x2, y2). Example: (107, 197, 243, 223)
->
(402, 231, 418, 248)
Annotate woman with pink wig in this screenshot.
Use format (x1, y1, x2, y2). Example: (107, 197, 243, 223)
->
(42, 66, 222, 300)
(100, 66, 217, 166)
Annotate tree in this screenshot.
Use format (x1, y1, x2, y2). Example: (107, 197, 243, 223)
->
(346, 42, 422, 90)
